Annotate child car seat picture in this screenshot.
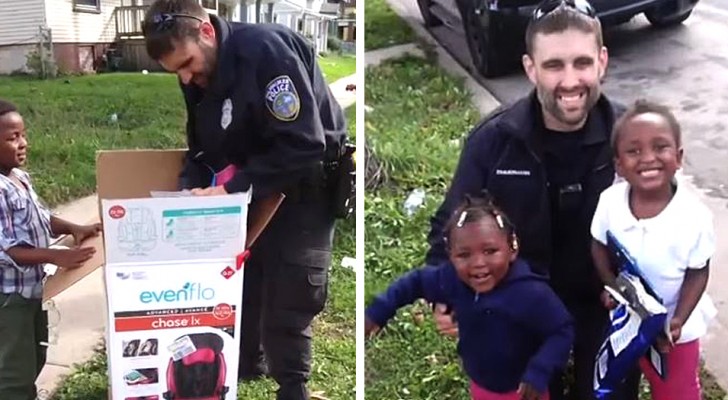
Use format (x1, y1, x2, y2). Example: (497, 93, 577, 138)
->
(163, 333, 229, 400)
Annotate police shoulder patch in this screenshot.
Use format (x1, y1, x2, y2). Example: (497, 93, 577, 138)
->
(265, 75, 300, 122)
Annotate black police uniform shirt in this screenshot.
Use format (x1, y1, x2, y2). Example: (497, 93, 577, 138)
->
(178, 15, 347, 199)
(426, 92, 625, 304)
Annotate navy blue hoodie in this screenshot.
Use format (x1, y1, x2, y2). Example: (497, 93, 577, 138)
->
(366, 258, 574, 393)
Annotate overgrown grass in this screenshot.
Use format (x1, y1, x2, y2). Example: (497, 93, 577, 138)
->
(1, 66, 352, 207)
(0, 73, 186, 207)
(365, 0, 416, 51)
(364, 51, 728, 400)
(364, 55, 478, 399)
(319, 53, 357, 83)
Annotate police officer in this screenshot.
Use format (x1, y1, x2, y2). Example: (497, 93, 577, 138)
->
(426, 1, 640, 399)
(142, 1, 348, 399)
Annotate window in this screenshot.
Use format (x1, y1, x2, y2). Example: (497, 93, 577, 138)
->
(73, 0, 101, 13)
(201, 0, 217, 10)
(219, 3, 232, 19)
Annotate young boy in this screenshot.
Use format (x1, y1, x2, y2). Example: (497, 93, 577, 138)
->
(0, 99, 101, 400)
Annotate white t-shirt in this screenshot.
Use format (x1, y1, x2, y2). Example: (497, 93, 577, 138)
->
(590, 180, 717, 344)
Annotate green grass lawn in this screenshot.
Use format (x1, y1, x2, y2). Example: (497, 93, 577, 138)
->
(0, 73, 187, 207)
(319, 53, 357, 83)
(365, 0, 416, 51)
(0, 73, 354, 399)
(365, 55, 479, 399)
(0, 70, 352, 207)
(364, 52, 728, 400)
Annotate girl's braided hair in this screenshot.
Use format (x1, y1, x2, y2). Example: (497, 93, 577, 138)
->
(443, 191, 519, 251)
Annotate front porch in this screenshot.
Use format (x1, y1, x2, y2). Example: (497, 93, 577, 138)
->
(112, 1, 332, 51)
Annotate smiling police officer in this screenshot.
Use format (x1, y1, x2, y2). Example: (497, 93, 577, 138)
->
(142, 1, 350, 399)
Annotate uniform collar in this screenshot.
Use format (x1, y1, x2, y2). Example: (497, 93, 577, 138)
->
(206, 14, 236, 97)
(611, 179, 684, 233)
(497, 90, 618, 155)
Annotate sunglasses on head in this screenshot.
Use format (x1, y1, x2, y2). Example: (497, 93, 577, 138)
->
(532, 0, 597, 21)
(146, 13, 204, 33)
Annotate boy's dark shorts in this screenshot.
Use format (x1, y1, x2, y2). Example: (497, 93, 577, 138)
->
(0, 293, 48, 400)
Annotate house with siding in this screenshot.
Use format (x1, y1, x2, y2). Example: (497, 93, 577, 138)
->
(0, 0, 124, 74)
(0, 0, 335, 75)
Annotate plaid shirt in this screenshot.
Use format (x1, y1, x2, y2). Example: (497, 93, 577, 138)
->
(0, 169, 53, 299)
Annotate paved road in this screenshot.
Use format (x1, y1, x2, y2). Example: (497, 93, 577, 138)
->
(407, 0, 728, 198)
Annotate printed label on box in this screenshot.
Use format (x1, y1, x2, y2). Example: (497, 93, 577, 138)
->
(103, 193, 249, 400)
(102, 195, 248, 265)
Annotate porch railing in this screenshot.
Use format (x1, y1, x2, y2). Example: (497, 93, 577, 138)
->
(115, 5, 150, 39)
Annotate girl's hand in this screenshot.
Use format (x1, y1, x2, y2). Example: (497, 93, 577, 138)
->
(655, 318, 684, 353)
(654, 333, 673, 354)
(433, 303, 459, 337)
(668, 317, 683, 343)
(517, 382, 540, 400)
(364, 318, 380, 338)
(71, 223, 102, 245)
(600, 289, 618, 310)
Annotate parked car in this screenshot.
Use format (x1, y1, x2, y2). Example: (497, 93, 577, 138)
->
(417, 0, 700, 77)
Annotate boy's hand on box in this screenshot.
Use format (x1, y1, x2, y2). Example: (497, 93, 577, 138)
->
(53, 247, 96, 269)
(517, 382, 540, 400)
(71, 223, 102, 246)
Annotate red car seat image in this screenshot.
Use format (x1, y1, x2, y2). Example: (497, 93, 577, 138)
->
(163, 333, 229, 400)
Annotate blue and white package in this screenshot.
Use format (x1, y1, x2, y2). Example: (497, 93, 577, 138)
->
(593, 232, 668, 399)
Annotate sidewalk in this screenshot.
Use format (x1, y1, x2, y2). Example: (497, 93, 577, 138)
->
(34, 74, 358, 396)
(374, 0, 728, 388)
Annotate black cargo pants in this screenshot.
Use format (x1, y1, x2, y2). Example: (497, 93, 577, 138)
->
(549, 300, 641, 400)
(239, 193, 335, 400)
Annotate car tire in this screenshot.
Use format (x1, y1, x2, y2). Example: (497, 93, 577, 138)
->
(645, 5, 693, 27)
(462, 7, 507, 78)
(417, 0, 443, 27)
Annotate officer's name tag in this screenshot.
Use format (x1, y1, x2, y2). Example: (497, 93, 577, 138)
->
(265, 75, 300, 122)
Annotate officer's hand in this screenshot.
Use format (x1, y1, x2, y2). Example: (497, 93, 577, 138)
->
(433, 303, 459, 338)
(191, 186, 228, 196)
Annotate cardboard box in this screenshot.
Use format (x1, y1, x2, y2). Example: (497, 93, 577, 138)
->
(43, 150, 282, 301)
(42, 150, 282, 400)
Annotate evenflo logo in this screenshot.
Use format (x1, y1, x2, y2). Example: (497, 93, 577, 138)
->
(139, 282, 215, 304)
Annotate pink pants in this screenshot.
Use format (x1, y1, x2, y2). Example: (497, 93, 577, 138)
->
(639, 339, 701, 400)
(470, 381, 550, 400)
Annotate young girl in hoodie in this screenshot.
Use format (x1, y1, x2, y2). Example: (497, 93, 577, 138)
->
(365, 193, 574, 400)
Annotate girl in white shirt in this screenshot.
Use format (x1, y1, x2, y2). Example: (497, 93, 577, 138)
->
(590, 100, 716, 400)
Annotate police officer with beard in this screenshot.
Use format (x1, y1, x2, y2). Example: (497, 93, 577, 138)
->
(426, 1, 641, 399)
(142, 1, 352, 399)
